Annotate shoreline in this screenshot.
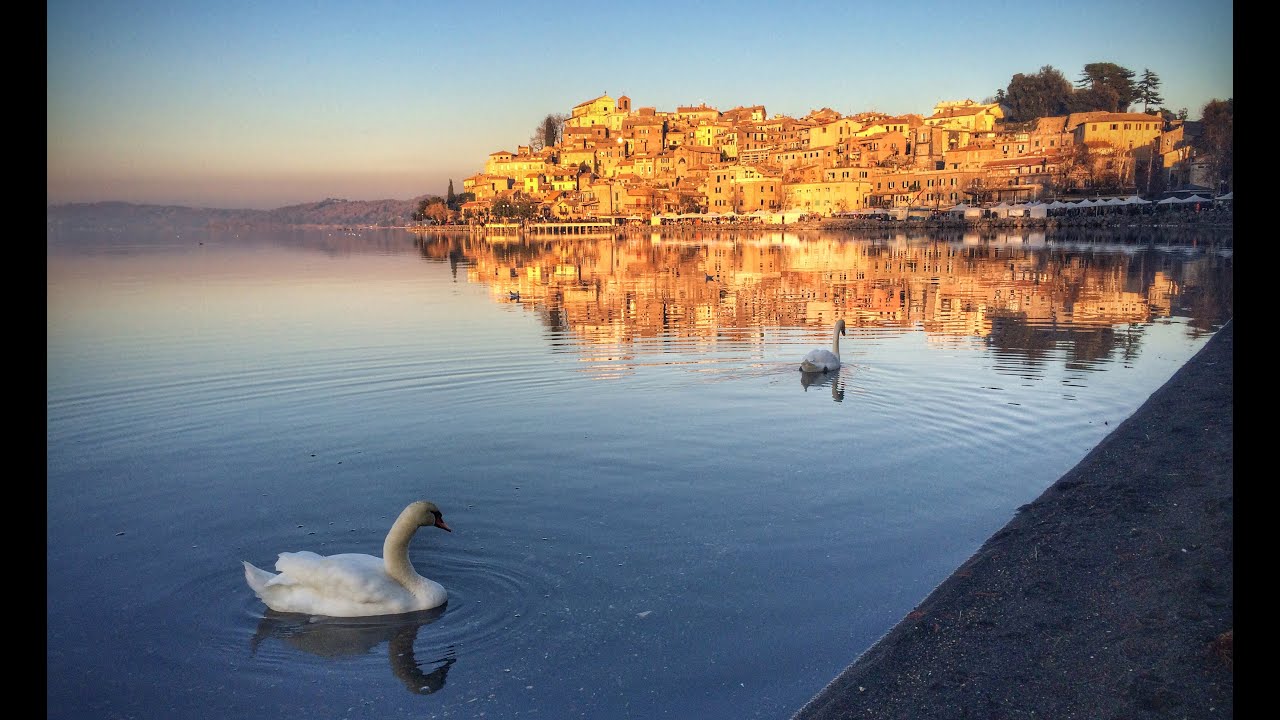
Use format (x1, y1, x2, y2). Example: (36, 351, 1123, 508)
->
(791, 319, 1233, 719)
(400, 210, 1232, 238)
(399, 212, 1228, 235)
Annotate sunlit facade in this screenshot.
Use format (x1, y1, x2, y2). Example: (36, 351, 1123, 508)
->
(461, 94, 1205, 221)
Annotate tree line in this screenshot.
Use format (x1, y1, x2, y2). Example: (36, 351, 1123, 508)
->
(994, 61, 1210, 122)
(411, 179, 476, 224)
(992, 62, 1231, 192)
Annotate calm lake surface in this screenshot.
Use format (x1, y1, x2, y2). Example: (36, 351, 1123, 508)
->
(46, 224, 1232, 719)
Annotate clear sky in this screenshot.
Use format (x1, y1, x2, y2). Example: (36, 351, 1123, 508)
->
(47, 0, 1233, 210)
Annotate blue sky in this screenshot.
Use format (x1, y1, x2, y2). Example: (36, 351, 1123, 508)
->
(47, 0, 1233, 210)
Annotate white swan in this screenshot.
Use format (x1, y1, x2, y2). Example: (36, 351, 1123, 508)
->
(799, 319, 846, 372)
(243, 500, 452, 617)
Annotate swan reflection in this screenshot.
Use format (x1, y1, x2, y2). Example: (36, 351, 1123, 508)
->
(250, 606, 455, 695)
(800, 369, 845, 402)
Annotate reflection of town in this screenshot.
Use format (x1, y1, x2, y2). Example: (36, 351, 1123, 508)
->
(416, 230, 1231, 364)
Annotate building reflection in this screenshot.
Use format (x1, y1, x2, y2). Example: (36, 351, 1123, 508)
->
(413, 229, 1231, 367)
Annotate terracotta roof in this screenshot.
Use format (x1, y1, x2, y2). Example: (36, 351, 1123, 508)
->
(929, 105, 989, 118)
(1034, 117, 1070, 132)
(573, 94, 613, 109)
(983, 156, 1055, 169)
(1078, 112, 1163, 123)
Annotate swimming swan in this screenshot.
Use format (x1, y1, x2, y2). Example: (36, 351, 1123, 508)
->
(243, 500, 452, 617)
(799, 319, 846, 373)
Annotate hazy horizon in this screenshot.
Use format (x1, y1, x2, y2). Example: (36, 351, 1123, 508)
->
(48, 0, 1233, 211)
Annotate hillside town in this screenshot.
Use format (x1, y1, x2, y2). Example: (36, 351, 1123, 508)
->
(452, 93, 1226, 226)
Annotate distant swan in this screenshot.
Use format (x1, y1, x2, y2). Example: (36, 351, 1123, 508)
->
(243, 501, 452, 617)
(800, 319, 846, 373)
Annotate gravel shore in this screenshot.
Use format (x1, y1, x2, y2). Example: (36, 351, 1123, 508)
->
(792, 319, 1233, 720)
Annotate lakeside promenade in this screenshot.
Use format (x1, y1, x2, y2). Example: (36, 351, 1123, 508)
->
(404, 205, 1232, 238)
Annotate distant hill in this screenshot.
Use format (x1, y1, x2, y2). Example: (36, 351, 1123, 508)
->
(46, 196, 430, 232)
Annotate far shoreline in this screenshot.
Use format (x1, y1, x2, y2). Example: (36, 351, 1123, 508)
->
(391, 210, 1232, 238)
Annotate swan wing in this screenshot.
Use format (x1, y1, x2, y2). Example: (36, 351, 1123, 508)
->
(800, 349, 840, 372)
(251, 552, 418, 616)
(242, 560, 276, 595)
(273, 552, 392, 594)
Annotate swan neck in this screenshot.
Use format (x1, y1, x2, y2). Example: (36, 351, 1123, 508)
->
(831, 329, 842, 355)
(382, 511, 422, 585)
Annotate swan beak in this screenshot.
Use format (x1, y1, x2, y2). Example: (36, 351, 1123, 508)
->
(435, 518, 453, 532)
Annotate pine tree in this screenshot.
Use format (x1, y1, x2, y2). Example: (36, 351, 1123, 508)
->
(1137, 69, 1165, 112)
(446, 180, 457, 210)
(1075, 62, 1137, 112)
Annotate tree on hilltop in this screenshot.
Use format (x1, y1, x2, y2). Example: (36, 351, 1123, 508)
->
(1072, 62, 1137, 112)
(994, 62, 1141, 118)
(1002, 65, 1073, 121)
(1136, 69, 1164, 112)
(528, 113, 569, 152)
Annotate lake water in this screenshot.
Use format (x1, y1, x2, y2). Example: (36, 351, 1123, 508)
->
(46, 225, 1232, 719)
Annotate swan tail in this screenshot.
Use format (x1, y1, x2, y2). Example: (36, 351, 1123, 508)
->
(243, 560, 275, 595)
